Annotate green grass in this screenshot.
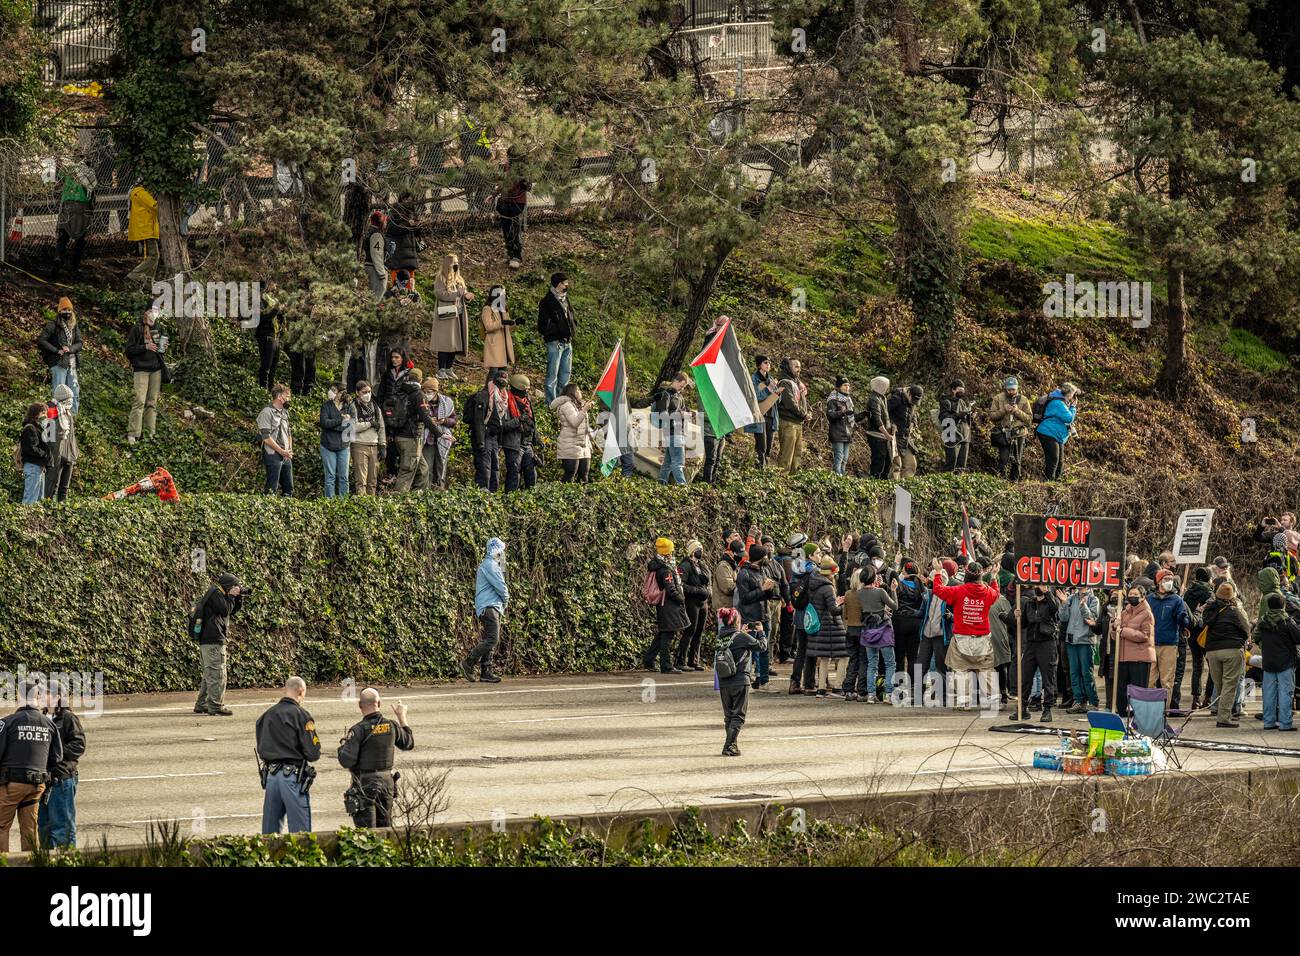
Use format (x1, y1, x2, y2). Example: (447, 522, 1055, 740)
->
(1220, 327, 1289, 374)
(964, 209, 1144, 279)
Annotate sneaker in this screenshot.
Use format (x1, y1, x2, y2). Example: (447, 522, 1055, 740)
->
(460, 660, 478, 682)
(665, 668, 683, 675)
(1280, 727, 1297, 732)
(1216, 720, 1240, 728)
(788, 685, 803, 695)
(862, 696, 876, 704)
(508, 258, 522, 269)
(844, 692, 858, 702)
(1254, 714, 1265, 721)
(127, 435, 137, 445)
(1263, 724, 1278, 730)
(207, 707, 233, 716)
(1039, 708, 1054, 722)
(193, 706, 207, 715)
(480, 672, 502, 684)
(1067, 703, 1087, 715)
(815, 689, 828, 698)
(691, 665, 705, 672)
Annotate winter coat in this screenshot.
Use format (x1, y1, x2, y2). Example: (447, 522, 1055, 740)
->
(47, 706, 87, 781)
(1256, 616, 1300, 673)
(887, 389, 920, 449)
(1036, 391, 1077, 444)
(826, 390, 857, 443)
(385, 212, 421, 271)
(804, 573, 848, 658)
(712, 555, 739, 610)
(124, 322, 164, 372)
(681, 556, 713, 608)
(127, 186, 159, 242)
(989, 593, 1013, 667)
(538, 290, 576, 343)
(44, 402, 78, 466)
(745, 372, 780, 435)
(319, 398, 356, 452)
(1201, 599, 1250, 652)
(351, 396, 386, 448)
(20, 422, 51, 468)
(1020, 591, 1060, 642)
(734, 563, 770, 625)
(550, 395, 594, 460)
(464, 387, 491, 449)
(475, 547, 509, 616)
(938, 395, 972, 444)
(1117, 599, 1156, 663)
(777, 377, 809, 424)
(499, 389, 534, 451)
(717, 624, 768, 689)
(864, 384, 890, 437)
(987, 392, 1033, 438)
(393, 379, 426, 440)
(1146, 591, 1192, 647)
(196, 585, 241, 645)
(37, 318, 83, 369)
(431, 274, 471, 355)
(893, 577, 926, 643)
(481, 306, 515, 368)
(649, 557, 691, 633)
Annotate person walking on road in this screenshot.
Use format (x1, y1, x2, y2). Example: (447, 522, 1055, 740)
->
(256, 676, 322, 835)
(191, 573, 245, 716)
(464, 537, 509, 683)
(337, 688, 414, 829)
(715, 607, 767, 756)
(644, 538, 691, 674)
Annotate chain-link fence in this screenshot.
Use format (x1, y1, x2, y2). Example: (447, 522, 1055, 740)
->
(34, 0, 117, 86)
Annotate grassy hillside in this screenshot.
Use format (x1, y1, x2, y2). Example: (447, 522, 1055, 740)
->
(0, 177, 1291, 501)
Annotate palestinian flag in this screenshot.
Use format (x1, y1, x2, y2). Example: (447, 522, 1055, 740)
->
(596, 341, 633, 476)
(959, 503, 974, 561)
(689, 317, 759, 437)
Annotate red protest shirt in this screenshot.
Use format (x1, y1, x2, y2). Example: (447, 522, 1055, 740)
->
(929, 577, 1001, 636)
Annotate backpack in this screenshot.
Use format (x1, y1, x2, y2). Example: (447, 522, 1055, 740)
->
(387, 388, 411, 432)
(802, 602, 822, 635)
(1031, 394, 1053, 427)
(789, 570, 812, 611)
(713, 636, 738, 679)
(642, 569, 666, 606)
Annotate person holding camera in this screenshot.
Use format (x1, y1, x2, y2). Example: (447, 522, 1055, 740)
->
(0, 679, 63, 854)
(987, 377, 1032, 481)
(191, 573, 246, 717)
(1035, 383, 1079, 480)
(256, 677, 321, 834)
(715, 608, 767, 756)
(337, 688, 414, 828)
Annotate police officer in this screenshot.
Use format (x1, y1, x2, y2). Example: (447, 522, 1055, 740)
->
(0, 679, 63, 853)
(337, 688, 414, 828)
(39, 679, 86, 850)
(255, 676, 321, 834)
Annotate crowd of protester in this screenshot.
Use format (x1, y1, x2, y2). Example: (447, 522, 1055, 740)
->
(637, 518, 1300, 754)
(18, 268, 1090, 502)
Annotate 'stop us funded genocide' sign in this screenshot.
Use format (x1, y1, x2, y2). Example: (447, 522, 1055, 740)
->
(1013, 514, 1128, 588)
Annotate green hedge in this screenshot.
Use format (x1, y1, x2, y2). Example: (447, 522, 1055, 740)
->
(0, 467, 1285, 693)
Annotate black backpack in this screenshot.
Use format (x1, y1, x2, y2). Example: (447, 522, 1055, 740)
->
(1031, 393, 1053, 427)
(187, 596, 206, 640)
(387, 388, 411, 432)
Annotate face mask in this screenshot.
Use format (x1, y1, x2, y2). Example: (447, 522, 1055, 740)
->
(1161, 580, 1175, 593)
(423, 391, 435, 401)
(359, 391, 372, 402)
(872, 558, 883, 570)
(283, 399, 291, 409)
(955, 390, 965, 399)
(1126, 596, 1141, 606)
(327, 389, 337, 401)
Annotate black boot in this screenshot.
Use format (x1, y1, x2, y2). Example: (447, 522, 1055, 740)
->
(721, 730, 739, 756)
(480, 667, 502, 684)
(460, 659, 478, 682)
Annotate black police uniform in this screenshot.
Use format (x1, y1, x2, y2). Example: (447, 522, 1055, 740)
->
(337, 710, 414, 828)
(255, 696, 322, 834)
(0, 705, 63, 851)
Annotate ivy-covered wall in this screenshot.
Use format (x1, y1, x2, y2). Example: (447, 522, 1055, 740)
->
(0, 468, 1286, 694)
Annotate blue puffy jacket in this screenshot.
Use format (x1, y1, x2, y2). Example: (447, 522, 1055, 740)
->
(475, 538, 510, 616)
(1036, 391, 1076, 444)
(1145, 591, 1192, 647)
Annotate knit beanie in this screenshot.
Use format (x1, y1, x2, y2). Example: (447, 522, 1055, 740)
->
(655, 537, 674, 556)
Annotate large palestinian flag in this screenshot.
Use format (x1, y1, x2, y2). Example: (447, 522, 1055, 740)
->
(690, 317, 760, 437)
(596, 341, 633, 476)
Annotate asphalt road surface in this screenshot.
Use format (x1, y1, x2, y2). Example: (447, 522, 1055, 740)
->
(14, 670, 1297, 851)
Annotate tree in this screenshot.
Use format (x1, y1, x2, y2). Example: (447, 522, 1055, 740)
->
(111, 0, 217, 352)
(1098, 26, 1300, 398)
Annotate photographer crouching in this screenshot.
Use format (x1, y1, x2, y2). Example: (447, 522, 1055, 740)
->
(189, 573, 248, 717)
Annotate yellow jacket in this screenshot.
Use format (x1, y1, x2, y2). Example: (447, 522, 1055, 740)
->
(127, 186, 159, 241)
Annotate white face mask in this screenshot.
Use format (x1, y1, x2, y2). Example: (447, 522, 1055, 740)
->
(423, 391, 435, 401)
(1162, 580, 1175, 593)
(327, 389, 337, 401)
(358, 391, 372, 402)
(872, 558, 883, 569)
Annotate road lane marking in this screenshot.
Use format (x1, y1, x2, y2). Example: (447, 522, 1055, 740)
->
(81, 771, 226, 783)
(501, 711, 670, 724)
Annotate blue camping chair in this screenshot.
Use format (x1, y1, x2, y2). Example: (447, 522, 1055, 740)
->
(1125, 686, 1182, 769)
